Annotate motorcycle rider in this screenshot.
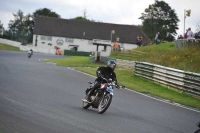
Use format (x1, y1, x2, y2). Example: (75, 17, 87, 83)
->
(28, 49, 33, 55)
(86, 60, 118, 102)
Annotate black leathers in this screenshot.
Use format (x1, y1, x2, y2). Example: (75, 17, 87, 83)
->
(96, 66, 117, 83)
(88, 66, 117, 99)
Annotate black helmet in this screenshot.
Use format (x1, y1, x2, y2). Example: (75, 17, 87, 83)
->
(107, 60, 116, 70)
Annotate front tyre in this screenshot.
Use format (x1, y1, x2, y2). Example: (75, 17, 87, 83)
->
(28, 53, 31, 58)
(98, 93, 112, 114)
(82, 92, 91, 109)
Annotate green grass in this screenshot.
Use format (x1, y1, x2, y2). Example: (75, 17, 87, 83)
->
(111, 42, 200, 73)
(0, 43, 20, 51)
(76, 68, 200, 110)
(45, 56, 102, 67)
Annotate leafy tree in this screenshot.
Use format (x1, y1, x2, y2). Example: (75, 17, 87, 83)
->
(139, 0, 179, 42)
(0, 21, 4, 36)
(196, 21, 200, 32)
(8, 9, 27, 42)
(28, 8, 61, 43)
(72, 16, 89, 21)
(33, 8, 60, 18)
(5, 8, 61, 43)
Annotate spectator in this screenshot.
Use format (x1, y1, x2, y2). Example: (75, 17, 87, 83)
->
(194, 32, 200, 39)
(178, 34, 184, 39)
(136, 36, 142, 47)
(118, 44, 121, 51)
(154, 32, 161, 45)
(184, 29, 188, 39)
(186, 27, 195, 41)
(113, 41, 118, 51)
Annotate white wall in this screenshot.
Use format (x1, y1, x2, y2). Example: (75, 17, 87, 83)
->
(33, 34, 112, 56)
(0, 38, 21, 47)
(117, 42, 138, 50)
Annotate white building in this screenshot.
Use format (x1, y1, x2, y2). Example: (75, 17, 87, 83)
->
(33, 16, 149, 57)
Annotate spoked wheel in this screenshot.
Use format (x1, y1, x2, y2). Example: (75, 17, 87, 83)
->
(82, 92, 91, 109)
(28, 54, 31, 58)
(98, 93, 112, 114)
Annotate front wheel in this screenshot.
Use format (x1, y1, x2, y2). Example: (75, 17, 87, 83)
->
(28, 54, 31, 58)
(82, 91, 91, 109)
(98, 93, 112, 114)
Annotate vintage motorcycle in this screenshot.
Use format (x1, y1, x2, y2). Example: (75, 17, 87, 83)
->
(82, 78, 124, 114)
(194, 120, 200, 133)
(28, 50, 33, 58)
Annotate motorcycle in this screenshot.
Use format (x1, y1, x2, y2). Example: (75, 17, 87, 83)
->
(194, 120, 200, 133)
(28, 51, 33, 58)
(82, 78, 124, 114)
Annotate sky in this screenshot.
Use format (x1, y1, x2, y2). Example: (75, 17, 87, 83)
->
(0, 0, 200, 37)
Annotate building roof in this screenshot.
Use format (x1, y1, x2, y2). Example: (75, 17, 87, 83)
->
(34, 16, 149, 45)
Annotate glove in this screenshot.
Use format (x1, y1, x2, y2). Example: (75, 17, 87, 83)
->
(116, 84, 120, 89)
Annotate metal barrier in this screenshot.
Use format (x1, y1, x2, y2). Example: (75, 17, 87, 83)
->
(116, 59, 135, 69)
(174, 39, 200, 49)
(134, 62, 200, 96)
(100, 56, 116, 64)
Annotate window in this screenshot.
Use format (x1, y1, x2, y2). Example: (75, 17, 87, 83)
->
(41, 36, 46, 40)
(88, 40, 93, 45)
(40, 36, 52, 41)
(65, 38, 74, 43)
(46, 36, 52, 41)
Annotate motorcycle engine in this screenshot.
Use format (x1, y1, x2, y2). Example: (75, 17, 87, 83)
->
(92, 96, 100, 108)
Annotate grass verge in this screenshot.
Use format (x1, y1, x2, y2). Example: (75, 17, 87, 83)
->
(76, 67, 200, 110)
(0, 43, 20, 51)
(110, 42, 200, 73)
(45, 56, 104, 67)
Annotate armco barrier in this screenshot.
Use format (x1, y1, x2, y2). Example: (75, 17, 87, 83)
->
(116, 59, 135, 69)
(134, 62, 200, 96)
(101, 56, 116, 64)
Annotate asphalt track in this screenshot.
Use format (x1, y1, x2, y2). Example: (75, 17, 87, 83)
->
(0, 50, 199, 133)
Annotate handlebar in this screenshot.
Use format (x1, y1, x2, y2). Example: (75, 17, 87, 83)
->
(101, 78, 125, 89)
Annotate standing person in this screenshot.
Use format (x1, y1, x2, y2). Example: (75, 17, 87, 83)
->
(184, 29, 188, 39)
(138, 36, 143, 47)
(186, 27, 195, 41)
(154, 32, 161, 45)
(136, 36, 140, 46)
(136, 36, 143, 47)
(118, 44, 121, 51)
(113, 41, 118, 51)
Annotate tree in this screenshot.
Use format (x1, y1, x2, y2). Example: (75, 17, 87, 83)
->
(8, 9, 27, 42)
(71, 9, 96, 22)
(33, 8, 60, 18)
(196, 21, 200, 32)
(0, 21, 4, 36)
(139, 0, 179, 42)
(28, 8, 61, 42)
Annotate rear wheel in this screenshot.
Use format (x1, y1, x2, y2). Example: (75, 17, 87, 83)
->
(98, 93, 112, 114)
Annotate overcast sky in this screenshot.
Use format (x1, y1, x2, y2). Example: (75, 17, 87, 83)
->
(0, 0, 199, 36)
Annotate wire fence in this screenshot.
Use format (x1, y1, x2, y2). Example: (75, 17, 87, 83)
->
(174, 39, 200, 49)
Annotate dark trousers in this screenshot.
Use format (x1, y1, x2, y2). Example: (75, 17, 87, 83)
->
(88, 81, 100, 99)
